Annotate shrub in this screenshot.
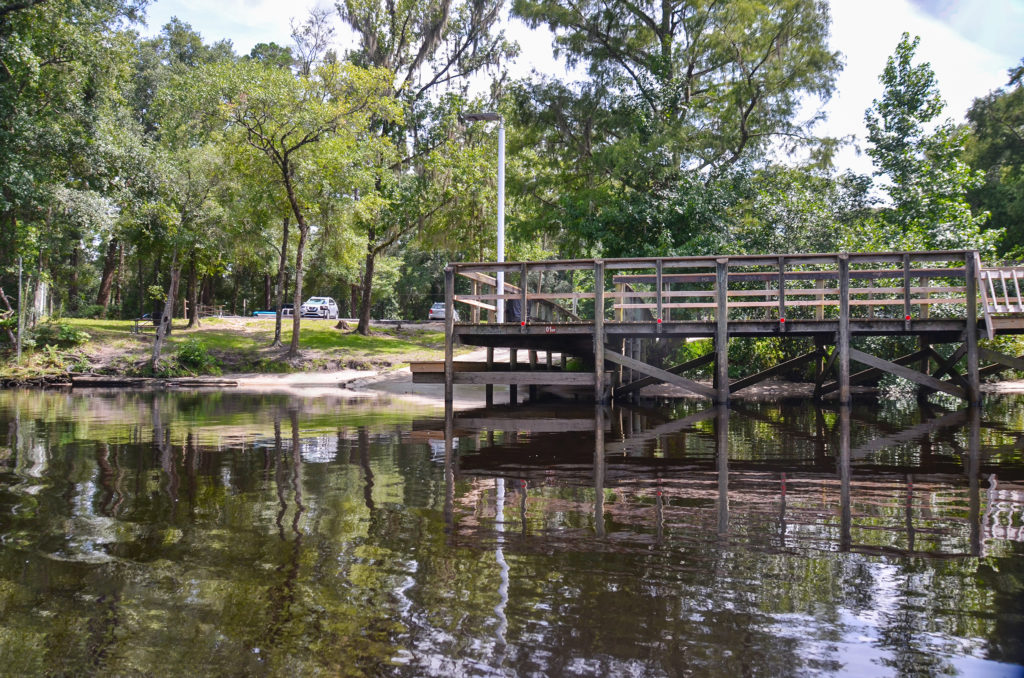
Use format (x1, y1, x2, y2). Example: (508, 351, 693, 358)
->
(32, 322, 91, 348)
(175, 338, 221, 375)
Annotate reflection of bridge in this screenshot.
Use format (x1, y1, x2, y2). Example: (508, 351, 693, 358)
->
(430, 250, 1024, 405)
(430, 403, 1024, 559)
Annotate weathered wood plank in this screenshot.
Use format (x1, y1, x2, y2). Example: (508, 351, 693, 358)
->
(603, 348, 718, 399)
(979, 347, 1024, 372)
(614, 352, 715, 397)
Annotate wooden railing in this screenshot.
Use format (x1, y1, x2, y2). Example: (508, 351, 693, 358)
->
(449, 250, 988, 325)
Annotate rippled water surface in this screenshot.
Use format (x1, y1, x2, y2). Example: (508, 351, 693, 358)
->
(0, 389, 1022, 676)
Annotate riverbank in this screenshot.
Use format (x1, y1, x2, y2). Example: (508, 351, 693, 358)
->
(0, 316, 461, 387)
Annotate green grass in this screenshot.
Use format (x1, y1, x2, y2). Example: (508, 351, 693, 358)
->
(2, 316, 452, 379)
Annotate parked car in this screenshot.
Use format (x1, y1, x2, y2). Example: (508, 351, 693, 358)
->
(301, 297, 339, 319)
(428, 302, 459, 321)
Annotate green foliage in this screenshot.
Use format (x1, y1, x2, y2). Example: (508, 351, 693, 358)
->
(965, 60, 1024, 256)
(174, 337, 221, 375)
(31, 323, 91, 348)
(859, 33, 996, 254)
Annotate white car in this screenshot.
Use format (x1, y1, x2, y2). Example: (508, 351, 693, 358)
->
(301, 296, 339, 319)
(428, 302, 459, 321)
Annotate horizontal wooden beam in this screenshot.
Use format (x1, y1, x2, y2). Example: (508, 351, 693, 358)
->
(454, 372, 596, 385)
(603, 348, 717, 399)
(849, 348, 965, 398)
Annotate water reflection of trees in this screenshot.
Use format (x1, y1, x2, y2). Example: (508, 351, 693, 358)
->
(0, 391, 1021, 674)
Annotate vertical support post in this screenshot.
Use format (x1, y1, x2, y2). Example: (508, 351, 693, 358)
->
(444, 266, 455, 404)
(715, 258, 729, 404)
(656, 258, 663, 329)
(838, 254, 851, 405)
(471, 280, 480, 324)
(815, 278, 825, 321)
(520, 262, 528, 331)
(509, 349, 518, 405)
(529, 350, 538, 400)
(485, 346, 494, 407)
(443, 398, 455, 534)
(965, 252, 981, 404)
(496, 120, 505, 324)
(902, 253, 912, 327)
(777, 256, 786, 326)
(594, 260, 606, 403)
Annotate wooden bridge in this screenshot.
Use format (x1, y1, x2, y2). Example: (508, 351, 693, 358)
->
(431, 250, 1024, 405)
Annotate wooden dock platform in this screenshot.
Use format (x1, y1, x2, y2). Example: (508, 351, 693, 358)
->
(425, 250, 1024, 405)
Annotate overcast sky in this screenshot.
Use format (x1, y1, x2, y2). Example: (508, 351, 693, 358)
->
(142, 0, 1023, 176)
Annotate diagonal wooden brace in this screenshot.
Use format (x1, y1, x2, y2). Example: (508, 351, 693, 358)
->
(849, 348, 965, 399)
(604, 348, 717, 400)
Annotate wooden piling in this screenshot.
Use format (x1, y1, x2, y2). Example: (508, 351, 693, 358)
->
(965, 252, 981, 404)
(485, 347, 494, 407)
(838, 254, 851, 405)
(715, 258, 729, 404)
(444, 267, 455, 404)
(509, 349, 518, 404)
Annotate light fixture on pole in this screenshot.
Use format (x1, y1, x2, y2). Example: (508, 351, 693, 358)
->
(460, 112, 505, 323)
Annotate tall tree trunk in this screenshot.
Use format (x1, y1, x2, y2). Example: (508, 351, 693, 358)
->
(151, 249, 181, 368)
(68, 237, 80, 313)
(137, 249, 145, 319)
(263, 273, 271, 310)
(186, 252, 199, 329)
(349, 283, 359, 321)
(115, 242, 124, 314)
(272, 216, 290, 348)
(288, 224, 309, 357)
(357, 228, 376, 335)
(96, 236, 119, 318)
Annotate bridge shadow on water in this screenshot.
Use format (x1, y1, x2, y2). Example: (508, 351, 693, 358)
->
(424, 397, 1024, 561)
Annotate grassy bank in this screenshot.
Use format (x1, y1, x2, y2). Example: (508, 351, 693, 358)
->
(0, 316, 453, 382)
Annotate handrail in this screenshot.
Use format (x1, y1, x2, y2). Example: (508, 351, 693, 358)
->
(449, 250, 986, 325)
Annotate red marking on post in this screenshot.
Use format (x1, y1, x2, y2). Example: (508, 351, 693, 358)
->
(905, 314, 911, 320)
(779, 317, 786, 323)
(657, 317, 662, 324)
(521, 321, 526, 326)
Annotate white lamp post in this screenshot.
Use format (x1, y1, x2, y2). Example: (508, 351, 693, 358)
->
(461, 112, 505, 323)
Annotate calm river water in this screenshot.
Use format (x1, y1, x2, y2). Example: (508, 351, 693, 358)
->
(0, 388, 1022, 677)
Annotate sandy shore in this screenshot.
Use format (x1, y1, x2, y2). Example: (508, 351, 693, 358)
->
(204, 344, 1024, 405)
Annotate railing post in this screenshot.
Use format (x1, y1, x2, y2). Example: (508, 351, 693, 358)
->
(471, 280, 480, 324)
(902, 253, 912, 328)
(656, 258, 663, 330)
(838, 254, 851, 405)
(594, 260, 606, 403)
(777, 256, 786, 328)
(965, 252, 981, 404)
(715, 258, 729, 404)
(444, 266, 455, 404)
(815, 278, 825, 321)
(520, 262, 529, 331)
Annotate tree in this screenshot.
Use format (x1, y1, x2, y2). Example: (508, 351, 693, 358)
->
(219, 57, 398, 356)
(965, 59, 1024, 255)
(860, 33, 996, 254)
(508, 0, 842, 257)
(337, 0, 517, 334)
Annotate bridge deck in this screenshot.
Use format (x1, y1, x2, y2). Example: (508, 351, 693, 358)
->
(437, 250, 1024, 405)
